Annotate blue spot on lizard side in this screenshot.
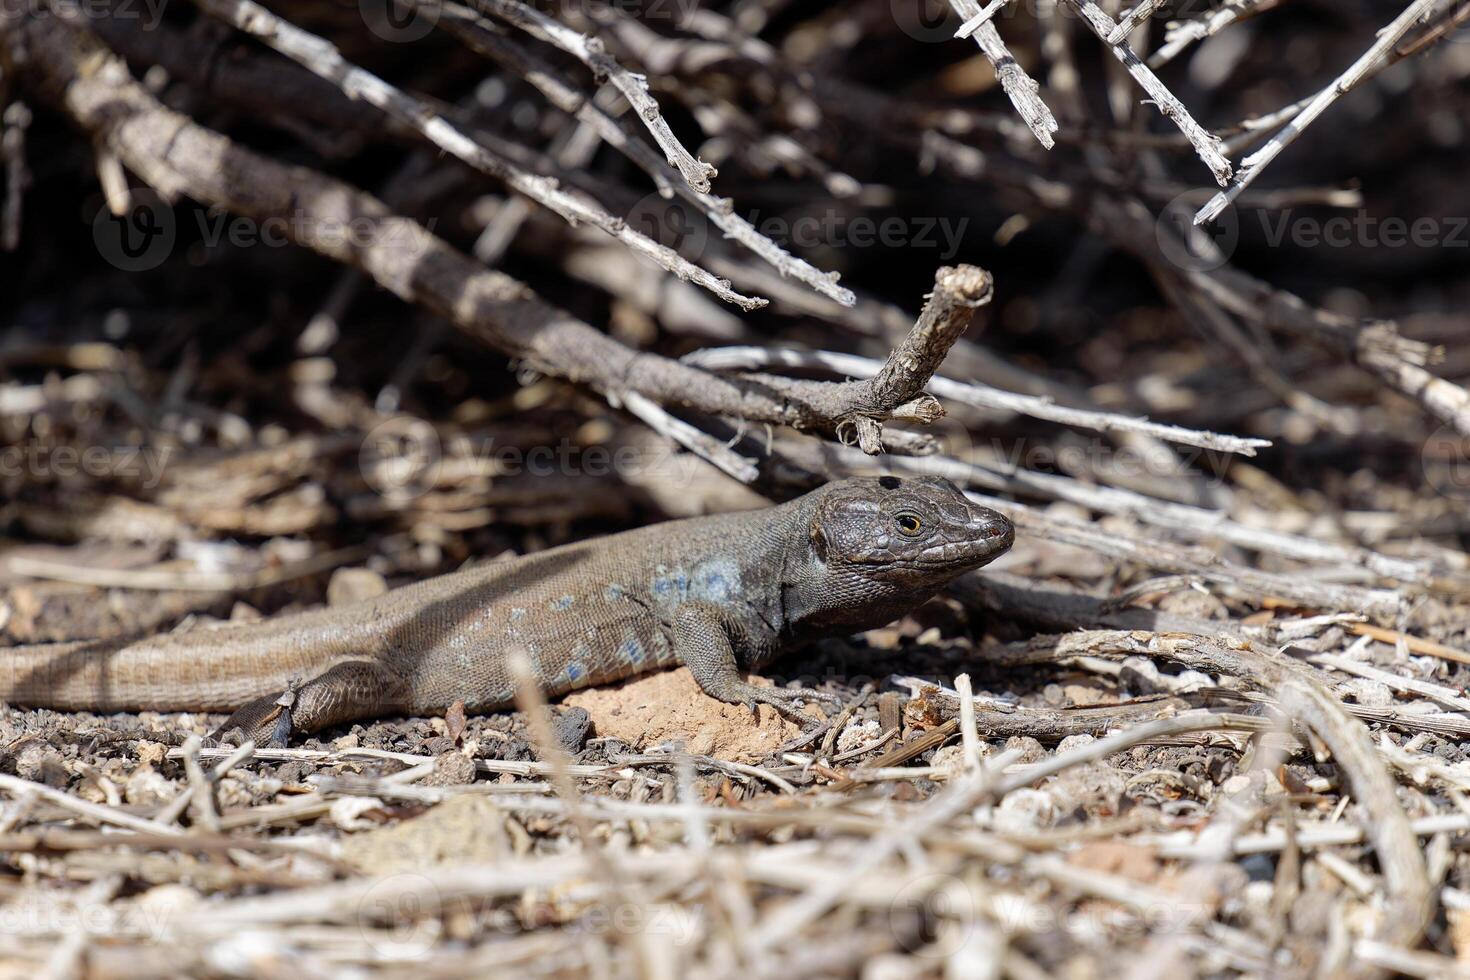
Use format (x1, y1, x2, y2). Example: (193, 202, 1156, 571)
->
(550, 595, 574, 611)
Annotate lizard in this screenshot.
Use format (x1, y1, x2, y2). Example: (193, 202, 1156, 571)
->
(0, 476, 1014, 746)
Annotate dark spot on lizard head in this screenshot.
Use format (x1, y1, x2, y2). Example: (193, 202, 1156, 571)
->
(807, 476, 1014, 588)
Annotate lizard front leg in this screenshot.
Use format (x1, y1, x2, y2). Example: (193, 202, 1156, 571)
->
(213, 660, 411, 747)
(674, 603, 841, 727)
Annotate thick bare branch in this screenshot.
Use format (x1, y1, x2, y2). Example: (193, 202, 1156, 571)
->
(184, 0, 765, 310)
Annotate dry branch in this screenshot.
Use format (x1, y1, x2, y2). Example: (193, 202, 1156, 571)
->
(947, 0, 1059, 149)
(7, 10, 966, 444)
(465, 0, 717, 193)
(684, 345, 1273, 455)
(430, 0, 856, 307)
(185, 0, 764, 310)
(1063, 0, 1232, 185)
(1195, 0, 1446, 224)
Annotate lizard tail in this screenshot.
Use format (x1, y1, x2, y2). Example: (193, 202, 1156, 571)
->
(0, 629, 334, 712)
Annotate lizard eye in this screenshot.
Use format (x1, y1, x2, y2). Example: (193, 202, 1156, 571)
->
(895, 513, 922, 535)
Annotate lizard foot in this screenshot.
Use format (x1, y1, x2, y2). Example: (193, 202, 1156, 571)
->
(213, 686, 298, 748)
(211, 661, 408, 746)
(730, 681, 842, 730)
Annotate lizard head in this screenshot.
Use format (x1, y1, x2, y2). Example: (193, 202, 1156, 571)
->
(783, 475, 1012, 638)
(806, 476, 1014, 591)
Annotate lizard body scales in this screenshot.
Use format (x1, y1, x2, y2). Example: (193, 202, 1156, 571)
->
(0, 477, 1013, 744)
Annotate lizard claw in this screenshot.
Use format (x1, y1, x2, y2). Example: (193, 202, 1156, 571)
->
(737, 683, 840, 730)
(213, 686, 298, 748)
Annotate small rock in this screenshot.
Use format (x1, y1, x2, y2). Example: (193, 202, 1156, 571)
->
(423, 736, 457, 756)
(341, 795, 508, 873)
(135, 741, 168, 766)
(229, 602, 263, 623)
(1044, 762, 1129, 820)
(1003, 735, 1047, 764)
(562, 668, 803, 762)
(1064, 684, 1111, 707)
(15, 743, 68, 787)
(135, 884, 202, 921)
(327, 567, 388, 607)
(124, 764, 175, 806)
(330, 796, 386, 831)
(553, 707, 591, 753)
(687, 732, 716, 756)
(1345, 678, 1394, 708)
(275, 761, 313, 785)
(1219, 774, 1253, 795)
(993, 788, 1057, 831)
(1055, 734, 1096, 754)
(425, 750, 477, 786)
(1118, 657, 1165, 694)
(930, 744, 966, 777)
(1175, 670, 1214, 692)
(1239, 853, 1276, 882)
(835, 719, 881, 755)
(1157, 588, 1228, 621)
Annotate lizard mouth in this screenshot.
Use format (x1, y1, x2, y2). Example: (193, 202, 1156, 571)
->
(898, 514, 1016, 571)
(930, 510, 1013, 554)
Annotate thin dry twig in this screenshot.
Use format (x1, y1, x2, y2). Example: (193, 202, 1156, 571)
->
(466, 0, 716, 194)
(185, 0, 763, 310)
(1063, 0, 1232, 184)
(947, 0, 1059, 149)
(1194, 0, 1444, 224)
